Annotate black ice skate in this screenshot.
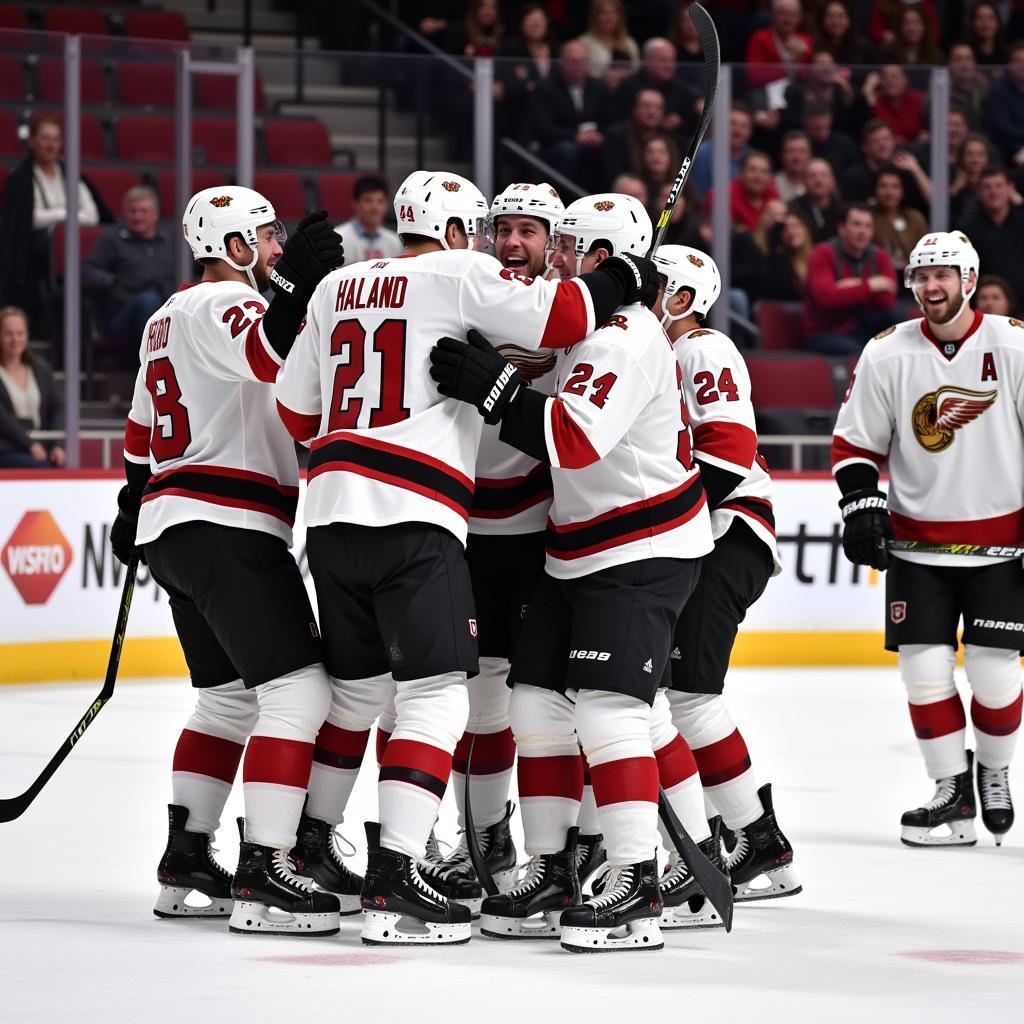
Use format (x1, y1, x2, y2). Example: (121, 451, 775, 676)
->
(576, 832, 607, 892)
(479, 827, 581, 940)
(977, 760, 1014, 846)
(360, 822, 472, 946)
(660, 817, 728, 930)
(725, 783, 802, 900)
(153, 804, 233, 918)
(418, 801, 517, 916)
(900, 750, 977, 848)
(559, 856, 663, 953)
(289, 808, 363, 914)
(229, 835, 341, 936)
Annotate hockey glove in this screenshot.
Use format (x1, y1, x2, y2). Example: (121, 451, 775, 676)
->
(110, 484, 146, 567)
(581, 253, 661, 319)
(839, 488, 892, 570)
(430, 328, 523, 425)
(269, 210, 345, 309)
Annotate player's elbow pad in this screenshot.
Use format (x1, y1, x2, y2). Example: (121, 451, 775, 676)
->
(261, 298, 307, 360)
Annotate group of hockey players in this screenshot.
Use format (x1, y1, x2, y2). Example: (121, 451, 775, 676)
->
(106, 162, 1015, 954)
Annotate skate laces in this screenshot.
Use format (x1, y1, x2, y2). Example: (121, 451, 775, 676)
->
(587, 865, 634, 909)
(204, 838, 232, 882)
(660, 855, 691, 892)
(272, 850, 315, 893)
(409, 861, 446, 902)
(327, 828, 357, 864)
(724, 829, 749, 870)
(979, 765, 1012, 810)
(924, 775, 958, 811)
(506, 855, 546, 897)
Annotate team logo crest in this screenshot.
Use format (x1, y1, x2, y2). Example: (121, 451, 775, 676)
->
(442, 180, 462, 192)
(594, 200, 615, 212)
(209, 195, 233, 208)
(873, 325, 896, 340)
(688, 328, 714, 338)
(922, 236, 938, 246)
(496, 343, 556, 381)
(890, 601, 907, 624)
(911, 385, 997, 453)
(600, 314, 629, 331)
(687, 253, 704, 268)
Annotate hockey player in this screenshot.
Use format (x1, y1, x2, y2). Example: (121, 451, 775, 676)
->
(274, 170, 660, 946)
(109, 187, 346, 935)
(651, 245, 800, 911)
(430, 193, 715, 953)
(834, 231, 1022, 847)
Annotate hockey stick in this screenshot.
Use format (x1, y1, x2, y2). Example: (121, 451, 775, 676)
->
(889, 541, 1024, 558)
(463, 731, 500, 896)
(647, 2, 720, 258)
(658, 788, 734, 932)
(0, 554, 139, 823)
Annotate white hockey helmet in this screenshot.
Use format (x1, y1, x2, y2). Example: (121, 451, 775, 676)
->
(182, 186, 284, 288)
(486, 181, 565, 239)
(904, 231, 980, 303)
(651, 244, 722, 327)
(558, 192, 652, 258)
(393, 170, 488, 249)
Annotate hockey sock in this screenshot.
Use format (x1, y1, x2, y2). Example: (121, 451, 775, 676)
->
(668, 691, 764, 830)
(650, 689, 710, 844)
(172, 678, 257, 835)
(375, 680, 398, 765)
(378, 671, 469, 860)
(306, 672, 392, 826)
(510, 684, 582, 855)
(965, 645, 1023, 770)
(576, 753, 602, 833)
(243, 663, 331, 849)
(900, 644, 968, 779)
(452, 657, 516, 829)
(576, 689, 659, 865)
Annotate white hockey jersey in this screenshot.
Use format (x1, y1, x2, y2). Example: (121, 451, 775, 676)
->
(274, 248, 598, 545)
(539, 305, 715, 579)
(833, 311, 1024, 565)
(673, 326, 780, 569)
(123, 280, 299, 547)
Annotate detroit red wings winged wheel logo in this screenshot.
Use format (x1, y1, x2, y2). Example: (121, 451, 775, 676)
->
(911, 385, 997, 453)
(209, 195, 233, 208)
(442, 181, 462, 192)
(593, 200, 615, 211)
(496, 343, 556, 382)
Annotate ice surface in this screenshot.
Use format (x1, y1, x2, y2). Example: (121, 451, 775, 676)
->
(1, 668, 1021, 1023)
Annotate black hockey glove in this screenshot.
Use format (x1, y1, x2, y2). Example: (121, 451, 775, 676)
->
(579, 253, 661, 323)
(110, 484, 146, 567)
(269, 210, 345, 309)
(430, 328, 523, 425)
(839, 487, 892, 571)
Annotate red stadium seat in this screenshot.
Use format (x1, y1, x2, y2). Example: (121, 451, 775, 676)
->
(746, 354, 836, 409)
(264, 119, 332, 167)
(194, 71, 267, 112)
(193, 117, 237, 166)
(0, 54, 25, 99)
(51, 223, 105, 279)
(116, 114, 174, 162)
(318, 171, 364, 223)
(36, 56, 108, 106)
(158, 169, 230, 218)
(83, 166, 141, 214)
(0, 4, 27, 30)
(116, 62, 176, 108)
(0, 108, 18, 155)
(254, 171, 309, 220)
(756, 301, 805, 351)
(43, 7, 111, 51)
(35, 111, 107, 160)
(123, 10, 190, 42)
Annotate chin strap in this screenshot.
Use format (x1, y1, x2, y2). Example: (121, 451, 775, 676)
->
(660, 292, 694, 330)
(223, 242, 260, 291)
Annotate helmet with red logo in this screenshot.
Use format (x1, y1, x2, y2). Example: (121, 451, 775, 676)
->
(905, 231, 980, 303)
(651, 244, 722, 327)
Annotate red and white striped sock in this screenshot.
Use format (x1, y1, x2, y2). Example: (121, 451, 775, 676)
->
(576, 755, 602, 833)
(972, 693, 1023, 769)
(965, 645, 1023, 770)
(650, 689, 710, 843)
(375, 727, 392, 767)
(907, 695, 968, 778)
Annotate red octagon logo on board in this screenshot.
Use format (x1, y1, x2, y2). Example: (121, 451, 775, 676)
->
(2, 510, 73, 605)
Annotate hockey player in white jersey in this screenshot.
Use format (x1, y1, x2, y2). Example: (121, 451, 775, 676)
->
(651, 245, 800, 914)
(274, 170, 660, 946)
(430, 193, 715, 953)
(833, 231, 1022, 847)
(108, 186, 347, 934)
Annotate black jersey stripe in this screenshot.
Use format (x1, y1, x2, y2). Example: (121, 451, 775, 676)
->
(471, 465, 553, 518)
(143, 468, 298, 522)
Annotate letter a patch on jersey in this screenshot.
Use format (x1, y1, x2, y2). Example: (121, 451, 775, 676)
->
(890, 601, 907, 624)
(981, 352, 998, 382)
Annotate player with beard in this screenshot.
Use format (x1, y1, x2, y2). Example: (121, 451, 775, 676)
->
(834, 231, 1022, 848)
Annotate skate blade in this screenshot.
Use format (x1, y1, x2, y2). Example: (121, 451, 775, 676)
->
(479, 910, 562, 940)
(734, 864, 803, 902)
(453, 868, 518, 919)
(228, 900, 340, 936)
(560, 916, 663, 953)
(660, 894, 726, 930)
(360, 910, 471, 946)
(900, 819, 977, 848)
(153, 885, 232, 918)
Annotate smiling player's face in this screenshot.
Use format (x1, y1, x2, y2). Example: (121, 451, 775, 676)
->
(494, 216, 550, 279)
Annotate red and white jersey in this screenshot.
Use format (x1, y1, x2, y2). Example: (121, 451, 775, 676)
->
(275, 247, 598, 545)
(673, 326, 779, 568)
(833, 312, 1024, 566)
(540, 305, 714, 578)
(123, 280, 298, 547)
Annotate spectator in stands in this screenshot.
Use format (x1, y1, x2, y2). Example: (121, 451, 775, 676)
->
(987, 41, 1024, 168)
(841, 119, 929, 212)
(531, 40, 610, 189)
(758, 209, 814, 300)
(639, 133, 680, 204)
(782, 50, 869, 138)
(946, 43, 988, 129)
(703, 150, 780, 233)
(612, 173, 649, 209)
(577, 0, 639, 89)
(974, 275, 1016, 316)
(869, 165, 929, 275)
(745, 0, 814, 89)
(329, 174, 402, 266)
(814, 1, 877, 67)
(967, 2, 1008, 67)
(867, 65, 925, 143)
(649, 179, 697, 245)
(882, 4, 943, 66)
(691, 103, 753, 200)
(802, 101, 859, 174)
(668, 1, 705, 64)
(610, 38, 696, 134)
(0, 115, 113, 334)
(603, 88, 666, 184)
(950, 132, 997, 223)
(960, 165, 1024, 315)
(790, 156, 843, 242)
(868, 0, 939, 50)
(803, 201, 899, 354)
(500, 3, 557, 102)
(445, 0, 502, 56)
(682, 212, 764, 322)
(0, 307, 64, 469)
(775, 130, 812, 201)
(82, 186, 176, 357)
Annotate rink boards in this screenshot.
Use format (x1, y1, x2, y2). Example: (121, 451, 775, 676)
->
(0, 471, 894, 683)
